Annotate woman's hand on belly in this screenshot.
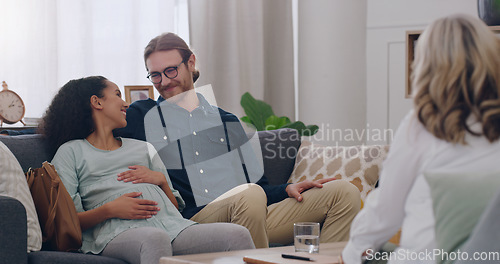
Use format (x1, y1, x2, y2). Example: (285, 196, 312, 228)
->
(117, 165, 167, 186)
(106, 191, 160, 220)
(78, 192, 160, 230)
(117, 165, 179, 210)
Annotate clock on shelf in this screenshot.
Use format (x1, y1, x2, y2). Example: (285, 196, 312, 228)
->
(0, 81, 26, 126)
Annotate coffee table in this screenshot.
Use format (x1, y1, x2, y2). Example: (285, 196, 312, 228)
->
(159, 242, 346, 264)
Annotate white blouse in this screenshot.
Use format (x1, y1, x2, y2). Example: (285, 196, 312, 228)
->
(342, 111, 500, 264)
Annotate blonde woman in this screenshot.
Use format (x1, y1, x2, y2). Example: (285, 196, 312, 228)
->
(341, 14, 500, 264)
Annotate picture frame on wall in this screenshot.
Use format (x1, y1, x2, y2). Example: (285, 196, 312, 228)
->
(405, 26, 500, 98)
(405, 30, 422, 98)
(124, 85, 155, 104)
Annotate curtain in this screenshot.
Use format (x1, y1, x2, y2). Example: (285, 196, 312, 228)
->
(188, 0, 294, 118)
(0, 0, 186, 120)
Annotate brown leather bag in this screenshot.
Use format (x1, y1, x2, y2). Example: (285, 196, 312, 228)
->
(26, 161, 82, 252)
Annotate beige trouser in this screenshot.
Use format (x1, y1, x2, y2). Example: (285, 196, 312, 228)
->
(190, 180, 361, 248)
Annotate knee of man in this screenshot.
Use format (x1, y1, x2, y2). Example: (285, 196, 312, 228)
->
(323, 180, 362, 211)
(239, 183, 267, 205)
(235, 183, 267, 217)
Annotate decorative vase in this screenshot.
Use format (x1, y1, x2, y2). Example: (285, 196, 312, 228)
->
(478, 0, 500, 26)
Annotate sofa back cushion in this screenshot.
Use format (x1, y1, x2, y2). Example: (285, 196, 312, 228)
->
(257, 129, 301, 185)
(0, 129, 300, 186)
(0, 134, 53, 173)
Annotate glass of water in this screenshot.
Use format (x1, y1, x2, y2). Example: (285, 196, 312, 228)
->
(294, 222, 320, 253)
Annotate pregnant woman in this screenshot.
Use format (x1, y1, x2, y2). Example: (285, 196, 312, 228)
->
(40, 76, 254, 264)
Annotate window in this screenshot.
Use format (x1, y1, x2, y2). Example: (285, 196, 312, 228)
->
(0, 0, 189, 120)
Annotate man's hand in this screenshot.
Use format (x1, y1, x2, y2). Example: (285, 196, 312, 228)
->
(286, 177, 336, 202)
(117, 165, 166, 186)
(107, 192, 160, 219)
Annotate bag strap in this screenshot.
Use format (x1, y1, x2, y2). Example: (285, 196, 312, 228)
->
(26, 168, 35, 188)
(41, 161, 61, 239)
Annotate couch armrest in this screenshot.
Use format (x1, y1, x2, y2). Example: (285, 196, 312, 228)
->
(0, 195, 28, 264)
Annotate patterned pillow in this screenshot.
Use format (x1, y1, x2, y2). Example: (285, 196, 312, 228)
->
(0, 142, 42, 252)
(288, 140, 390, 202)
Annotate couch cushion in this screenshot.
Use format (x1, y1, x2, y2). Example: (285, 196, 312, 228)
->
(425, 171, 500, 264)
(0, 141, 42, 252)
(287, 140, 389, 202)
(257, 129, 301, 185)
(28, 251, 128, 264)
(0, 134, 53, 173)
(0, 130, 300, 185)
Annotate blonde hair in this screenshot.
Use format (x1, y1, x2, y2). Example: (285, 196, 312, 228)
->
(413, 14, 500, 144)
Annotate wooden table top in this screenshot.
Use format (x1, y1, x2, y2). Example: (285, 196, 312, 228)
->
(160, 241, 346, 264)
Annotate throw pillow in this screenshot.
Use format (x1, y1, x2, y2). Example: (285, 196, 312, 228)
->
(288, 140, 390, 202)
(424, 171, 500, 264)
(0, 142, 42, 252)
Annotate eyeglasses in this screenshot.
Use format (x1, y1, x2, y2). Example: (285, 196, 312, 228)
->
(147, 60, 185, 84)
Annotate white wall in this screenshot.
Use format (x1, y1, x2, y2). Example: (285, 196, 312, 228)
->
(1, 0, 480, 138)
(366, 0, 477, 144)
(0, 0, 188, 126)
(298, 0, 367, 146)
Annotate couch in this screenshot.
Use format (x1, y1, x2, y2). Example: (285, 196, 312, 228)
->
(0, 128, 303, 264)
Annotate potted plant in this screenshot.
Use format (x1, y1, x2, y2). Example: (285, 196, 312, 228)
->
(240, 92, 318, 136)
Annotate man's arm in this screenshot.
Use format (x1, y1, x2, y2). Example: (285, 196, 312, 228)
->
(257, 175, 336, 204)
(255, 175, 290, 205)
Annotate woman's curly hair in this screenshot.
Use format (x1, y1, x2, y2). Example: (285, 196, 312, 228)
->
(412, 14, 500, 144)
(39, 76, 108, 154)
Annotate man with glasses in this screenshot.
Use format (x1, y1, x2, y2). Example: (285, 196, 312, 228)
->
(115, 32, 361, 248)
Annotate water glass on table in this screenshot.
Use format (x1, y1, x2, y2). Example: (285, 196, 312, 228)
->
(294, 222, 320, 253)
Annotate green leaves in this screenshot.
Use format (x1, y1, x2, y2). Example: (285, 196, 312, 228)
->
(265, 115, 290, 130)
(282, 122, 319, 136)
(240, 92, 318, 136)
(240, 92, 274, 131)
